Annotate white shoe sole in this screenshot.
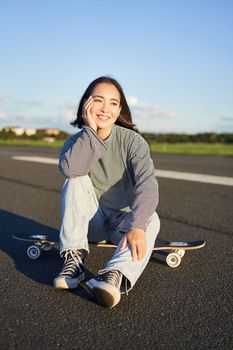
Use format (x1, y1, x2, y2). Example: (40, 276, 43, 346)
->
(84, 280, 121, 308)
(54, 272, 85, 289)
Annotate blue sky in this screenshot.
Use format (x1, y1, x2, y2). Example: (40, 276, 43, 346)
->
(0, 0, 232, 134)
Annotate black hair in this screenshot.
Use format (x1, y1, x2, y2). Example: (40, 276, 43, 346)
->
(71, 76, 136, 130)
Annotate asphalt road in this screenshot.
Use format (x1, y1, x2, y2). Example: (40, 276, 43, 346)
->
(0, 146, 232, 350)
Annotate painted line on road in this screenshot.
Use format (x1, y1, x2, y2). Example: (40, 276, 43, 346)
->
(155, 169, 233, 187)
(12, 156, 58, 165)
(12, 156, 233, 187)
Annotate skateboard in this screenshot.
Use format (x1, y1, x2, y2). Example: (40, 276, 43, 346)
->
(13, 233, 59, 260)
(13, 233, 205, 268)
(95, 240, 206, 268)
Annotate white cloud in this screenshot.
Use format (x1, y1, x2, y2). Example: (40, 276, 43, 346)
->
(127, 95, 180, 132)
(127, 96, 139, 106)
(220, 116, 233, 122)
(0, 111, 7, 121)
(5, 96, 44, 111)
(54, 101, 78, 133)
(127, 95, 180, 118)
(0, 94, 75, 131)
(4, 113, 52, 128)
(0, 96, 5, 104)
(215, 116, 233, 133)
(63, 110, 76, 123)
(4, 94, 224, 134)
(0, 95, 7, 121)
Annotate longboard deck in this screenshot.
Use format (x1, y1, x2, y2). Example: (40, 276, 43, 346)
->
(13, 233, 58, 245)
(95, 240, 206, 251)
(13, 233, 205, 251)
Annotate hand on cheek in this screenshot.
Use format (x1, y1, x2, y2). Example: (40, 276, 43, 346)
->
(83, 96, 97, 132)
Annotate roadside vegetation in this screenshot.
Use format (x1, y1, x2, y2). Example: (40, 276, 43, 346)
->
(0, 139, 64, 148)
(0, 129, 233, 155)
(141, 132, 233, 156)
(0, 128, 68, 148)
(149, 142, 233, 155)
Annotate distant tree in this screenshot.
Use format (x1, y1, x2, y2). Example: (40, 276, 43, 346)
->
(140, 133, 156, 150)
(1, 126, 232, 144)
(55, 131, 71, 140)
(140, 132, 233, 144)
(0, 128, 15, 139)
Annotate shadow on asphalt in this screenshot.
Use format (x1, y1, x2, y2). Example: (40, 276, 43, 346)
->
(0, 209, 98, 304)
(0, 208, 168, 308)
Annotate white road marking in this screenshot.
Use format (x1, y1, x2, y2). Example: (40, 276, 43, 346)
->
(12, 156, 58, 165)
(155, 170, 233, 187)
(12, 156, 233, 187)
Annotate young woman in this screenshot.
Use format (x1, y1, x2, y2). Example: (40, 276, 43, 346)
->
(54, 76, 160, 308)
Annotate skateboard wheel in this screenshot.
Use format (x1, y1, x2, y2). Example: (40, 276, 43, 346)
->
(166, 252, 181, 268)
(27, 245, 41, 259)
(176, 249, 185, 258)
(41, 244, 52, 251)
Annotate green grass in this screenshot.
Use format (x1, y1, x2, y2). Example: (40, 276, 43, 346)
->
(0, 139, 65, 148)
(150, 142, 233, 155)
(0, 139, 233, 155)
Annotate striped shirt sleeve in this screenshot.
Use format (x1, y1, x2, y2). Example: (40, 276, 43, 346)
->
(128, 135, 159, 231)
(59, 126, 107, 178)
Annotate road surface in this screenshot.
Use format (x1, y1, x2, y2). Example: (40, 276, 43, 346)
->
(0, 146, 232, 350)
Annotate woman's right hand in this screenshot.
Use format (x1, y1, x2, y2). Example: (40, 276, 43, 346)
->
(82, 96, 97, 132)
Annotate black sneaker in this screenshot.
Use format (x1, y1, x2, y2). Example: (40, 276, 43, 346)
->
(85, 270, 122, 308)
(54, 249, 85, 289)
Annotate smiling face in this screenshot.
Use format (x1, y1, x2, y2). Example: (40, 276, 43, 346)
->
(90, 82, 122, 135)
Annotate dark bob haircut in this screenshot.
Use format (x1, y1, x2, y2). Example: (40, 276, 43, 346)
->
(71, 76, 136, 130)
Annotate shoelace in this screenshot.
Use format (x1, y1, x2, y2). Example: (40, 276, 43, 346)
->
(103, 270, 121, 288)
(60, 250, 83, 277)
(99, 270, 129, 295)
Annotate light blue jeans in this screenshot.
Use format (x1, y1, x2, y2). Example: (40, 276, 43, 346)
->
(60, 176, 160, 292)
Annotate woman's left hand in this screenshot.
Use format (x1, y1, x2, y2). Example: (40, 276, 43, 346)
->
(120, 228, 147, 261)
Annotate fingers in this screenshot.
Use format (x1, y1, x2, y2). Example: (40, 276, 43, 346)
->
(82, 96, 97, 131)
(131, 243, 146, 261)
(83, 96, 93, 120)
(131, 242, 138, 262)
(120, 236, 127, 251)
(120, 230, 147, 261)
(83, 95, 93, 108)
(120, 238, 146, 261)
(121, 238, 138, 262)
(137, 244, 147, 261)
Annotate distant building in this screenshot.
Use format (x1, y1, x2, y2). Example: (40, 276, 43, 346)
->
(40, 128, 62, 136)
(25, 128, 37, 136)
(12, 127, 25, 136)
(1, 126, 65, 138)
(2, 126, 37, 136)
